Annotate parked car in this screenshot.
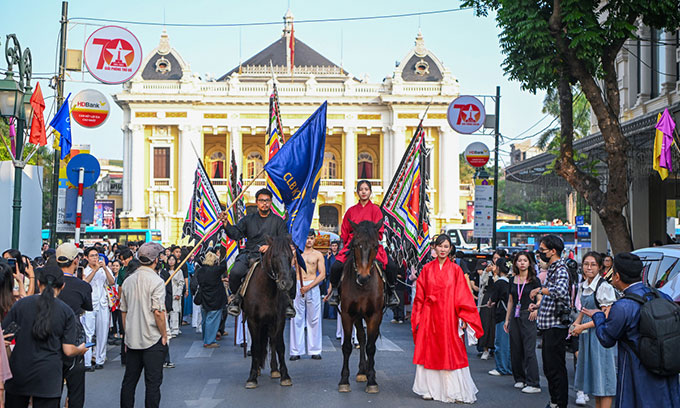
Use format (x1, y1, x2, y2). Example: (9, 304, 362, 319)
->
(633, 245, 680, 303)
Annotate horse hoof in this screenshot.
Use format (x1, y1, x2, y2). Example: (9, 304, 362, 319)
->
(366, 385, 379, 394)
(245, 381, 258, 389)
(339, 384, 351, 393)
(356, 374, 367, 383)
(280, 378, 293, 387)
(271, 371, 281, 379)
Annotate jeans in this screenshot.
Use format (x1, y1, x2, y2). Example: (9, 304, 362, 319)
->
(201, 308, 222, 345)
(494, 321, 512, 374)
(120, 338, 165, 408)
(542, 327, 568, 408)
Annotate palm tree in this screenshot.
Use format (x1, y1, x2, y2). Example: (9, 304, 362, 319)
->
(537, 85, 591, 150)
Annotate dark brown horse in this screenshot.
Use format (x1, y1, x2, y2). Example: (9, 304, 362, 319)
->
(338, 219, 385, 393)
(242, 235, 295, 389)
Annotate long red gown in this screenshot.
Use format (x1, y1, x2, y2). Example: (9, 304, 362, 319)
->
(335, 201, 388, 267)
(412, 258, 483, 370)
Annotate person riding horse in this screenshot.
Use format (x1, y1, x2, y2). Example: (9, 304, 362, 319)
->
(219, 188, 296, 318)
(328, 180, 399, 308)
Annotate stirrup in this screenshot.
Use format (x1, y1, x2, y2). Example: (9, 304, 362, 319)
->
(386, 286, 400, 308)
(328, 288, 340, 307)
(227, 294, 242, 317)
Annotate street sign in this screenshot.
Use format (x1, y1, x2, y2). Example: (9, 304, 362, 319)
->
(84, 25, 142, 84)
(71, 89, 110, 128)
(577, 226, 589, 238)
(473, 178, 494, 239)
(464, 142, 490, 167)
(575, 215, 584, 226)
(66, 153, 100, 188)
(447, 95, 486, 134)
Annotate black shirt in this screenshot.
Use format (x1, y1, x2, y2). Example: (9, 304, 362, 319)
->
(3, 295, 78, 398)
(509, 276, 542, 312)
(196, 263, 228, 311)
(224, 211, 287, 254)
(159, 269, 174, 312)
(468, 271, 480, 298)
(489, 277, 510, 323)
(58, 274, 93, 316)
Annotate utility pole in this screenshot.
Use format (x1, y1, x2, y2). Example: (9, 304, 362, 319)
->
(492, 86, 501, 249)
(49, 1, 68, 248)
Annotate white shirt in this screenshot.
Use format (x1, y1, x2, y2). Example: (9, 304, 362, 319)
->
(85, 265, 110, 310)
(579, 274, 617, 307)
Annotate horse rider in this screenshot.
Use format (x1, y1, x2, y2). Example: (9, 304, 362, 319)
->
(218, 188, 296, 318)
(327, 180, 400, 308)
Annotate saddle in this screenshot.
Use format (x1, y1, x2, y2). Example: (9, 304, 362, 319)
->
(238, 259, 261, 298)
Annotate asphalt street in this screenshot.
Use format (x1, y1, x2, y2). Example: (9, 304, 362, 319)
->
(80, 312, 595, 408)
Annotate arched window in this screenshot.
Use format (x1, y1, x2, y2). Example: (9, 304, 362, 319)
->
(209, 150, 226, 179)
(322, 152, 337, 179)
(246, 151, 264, 179)
(358, 151, 374, 179)
(319, 205, 339, 233)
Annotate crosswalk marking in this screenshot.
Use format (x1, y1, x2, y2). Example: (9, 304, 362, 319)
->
(322, 335, 337, 352)
(185, 341, 215, 358)
(375, 336, 403, 352)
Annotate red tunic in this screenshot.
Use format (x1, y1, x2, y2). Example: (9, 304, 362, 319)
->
(411, 258, 483, 371)
(335, 201, 388, 267)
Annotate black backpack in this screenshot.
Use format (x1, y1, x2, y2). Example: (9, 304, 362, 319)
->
(623, 288, 680, 376)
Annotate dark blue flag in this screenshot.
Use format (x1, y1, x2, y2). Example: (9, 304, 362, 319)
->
(264, 101, 326, 251)
(49, 93, 72, 160)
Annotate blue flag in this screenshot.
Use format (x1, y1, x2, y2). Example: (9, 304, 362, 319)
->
(264, 101, 326, 251)
(50, 93, 72, 159)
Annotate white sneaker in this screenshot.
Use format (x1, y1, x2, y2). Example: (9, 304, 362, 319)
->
(575, 391, 587, 406)
(488, 369, 502, 376)
(514, 382, 525, 389)
(480, 351, 490, 360)
(521, 386, 541, 394)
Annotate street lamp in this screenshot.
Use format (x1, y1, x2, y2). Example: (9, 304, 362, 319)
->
(0, 34, 33, 249)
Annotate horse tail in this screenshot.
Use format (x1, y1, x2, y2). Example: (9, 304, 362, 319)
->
(257, 324, 269, 370)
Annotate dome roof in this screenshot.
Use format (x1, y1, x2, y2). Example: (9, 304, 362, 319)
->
(139, 30, 188, 81)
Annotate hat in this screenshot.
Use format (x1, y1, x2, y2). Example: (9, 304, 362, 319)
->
(137, 242, 165, 265)
(56, 243, 80, 263)
(614, 252, 643, 279)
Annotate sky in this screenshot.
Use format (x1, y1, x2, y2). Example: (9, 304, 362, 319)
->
(2, 0, 548, 167)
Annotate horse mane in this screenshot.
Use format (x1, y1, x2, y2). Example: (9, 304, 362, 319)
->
(345, 220, 380, 267)
(263, 235, 293, 268)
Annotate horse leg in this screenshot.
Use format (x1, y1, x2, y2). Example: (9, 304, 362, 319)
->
(246, 321, 260, 389)
(269, 327, 280, 379)
(355, 319, 367, 383)
(364, 314, 381, 393)
(339, 311, 354, 392)
(275, 317, 292, 386)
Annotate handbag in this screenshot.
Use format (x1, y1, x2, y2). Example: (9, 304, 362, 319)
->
(193, 288, 203, 306)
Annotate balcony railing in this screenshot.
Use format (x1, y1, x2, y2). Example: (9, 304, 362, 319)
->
(152, 178, 170, 187)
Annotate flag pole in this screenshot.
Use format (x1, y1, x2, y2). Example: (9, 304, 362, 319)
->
(165, 166, 267, 286)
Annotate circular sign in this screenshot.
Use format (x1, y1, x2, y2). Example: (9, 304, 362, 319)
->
(84, 25, 142, 85)
(71, 89, 110, 128)
(66, 153, 101, 188)
(464, 142, 490, 167)
(447, 95, 486, 134)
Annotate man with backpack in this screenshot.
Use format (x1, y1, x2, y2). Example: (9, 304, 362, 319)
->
(583, 252, 680, 407)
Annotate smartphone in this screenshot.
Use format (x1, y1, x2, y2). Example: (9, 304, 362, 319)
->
(84, 342, 96, 348)
(6, 258, 16, 268)
(4, 321, 19, 340)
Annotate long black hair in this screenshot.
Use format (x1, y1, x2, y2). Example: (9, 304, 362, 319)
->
(33, 266, 65, 342)
(3, 249, 25, 276)
(0, 260, 14, 319)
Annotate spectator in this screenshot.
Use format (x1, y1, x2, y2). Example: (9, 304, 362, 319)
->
(119, 243, 168, 408)
(601, 255, 614, 283)
(56, 243, 93, 408)
(585, 253, 680, 407)
(167, 255, 184, 337)
(116, 248, 134, 286)
(569, 252, 616, 408)
(479, 252, 501, 360)
(2, 250, 34, 299)
(530, 234, 571, 408)
(109, 260, 124, 342)
(488, 257, 511, 377)
(323, 240, 340, 320)
(157, 256, 175, 369)
(195, 252, 227, 348)
(81, 247, 115, 371)
(3, 265, 86, 407)
(504, 251, 542, 394)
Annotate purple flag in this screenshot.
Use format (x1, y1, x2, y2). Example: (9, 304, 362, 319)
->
(657, 108, 676, 171)
(8, 118, 15, 157)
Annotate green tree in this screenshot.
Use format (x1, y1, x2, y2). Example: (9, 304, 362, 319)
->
(463, 0, 680, 253)
(537, 85, 591, 150)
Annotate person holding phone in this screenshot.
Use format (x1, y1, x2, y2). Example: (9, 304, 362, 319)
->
(3, 265, 87, 407)
(82, 248, 115, 371)
(2, 250, 34, 300)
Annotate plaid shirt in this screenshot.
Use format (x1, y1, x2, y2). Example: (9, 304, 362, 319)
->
(537, 258, 571, 330)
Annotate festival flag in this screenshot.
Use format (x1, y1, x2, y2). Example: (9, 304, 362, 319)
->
(265, 84, 287, 219)
(49, 93, 72, 159)
(289, 22, 295, 74)
(657, 108, 677, 172)
(219, 176, 239, 272)
(28, 82, 47, 146)
(230, 149, 246, 223)
(381, 121, 431, 269)
(264, 102, 326, 251)
(182, 160, 229, 259)
(654, 113, 669, 180)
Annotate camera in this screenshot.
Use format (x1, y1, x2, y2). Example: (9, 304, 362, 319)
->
(554, 300, 575, 326)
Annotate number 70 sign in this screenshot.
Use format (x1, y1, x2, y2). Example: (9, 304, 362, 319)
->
(84, 26, 142, 85)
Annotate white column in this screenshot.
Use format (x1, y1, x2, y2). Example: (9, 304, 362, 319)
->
(391, 126, 406, 178)
(122, 125, 132, 212)
(438, 127, 460, 220)
(343, 127, 357, 210)
(663, 31, 677, 93)
(381, 127, 393, 189)
(638, 26, 651, 102)
(179, 125, 202, 216)
(230, 125, 243, 173)
(129, 124, 146, 217)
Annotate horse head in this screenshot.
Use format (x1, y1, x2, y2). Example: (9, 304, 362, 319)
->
(349, 219, 383, 286)
(263, 235, 295, 292)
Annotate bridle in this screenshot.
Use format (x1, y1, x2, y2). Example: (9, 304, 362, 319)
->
(262, 250, 291, 289)
(351, 242, 378, 286)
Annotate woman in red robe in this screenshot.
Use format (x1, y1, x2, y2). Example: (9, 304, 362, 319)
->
(412, 234, 483, 403)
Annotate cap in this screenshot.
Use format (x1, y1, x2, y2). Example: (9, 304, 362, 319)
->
(56, 243, 81, 263)
(614, 252, 643, 279)
(137, 242, 165, 265)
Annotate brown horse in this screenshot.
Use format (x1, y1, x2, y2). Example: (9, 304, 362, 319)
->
(338, 219, 385, 393)
(242, 235, 295, 389)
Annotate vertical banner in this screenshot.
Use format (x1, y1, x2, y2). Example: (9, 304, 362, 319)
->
(57, 145, 90, 233)
(473, 178, 494, 239)
(94, 200, 116, 229)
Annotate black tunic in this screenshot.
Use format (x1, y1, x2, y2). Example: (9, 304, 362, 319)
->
(224, 211, 287, 254)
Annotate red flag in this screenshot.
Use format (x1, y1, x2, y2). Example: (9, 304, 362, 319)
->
(28, 82, 46, 146)
(289, 23, 295, 73)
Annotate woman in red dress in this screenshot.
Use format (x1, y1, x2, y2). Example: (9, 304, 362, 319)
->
(412, 234, 483, 403)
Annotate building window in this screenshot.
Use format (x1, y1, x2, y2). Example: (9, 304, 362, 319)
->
(209, 151, 226, 179)
(322, 152, 337, 179)
(651, 28, 666, 98)
(246, 151, 263, 179)
(358, 152, 374, 179)
(319, 205, 339, 233)
(153, 147, 170, 179)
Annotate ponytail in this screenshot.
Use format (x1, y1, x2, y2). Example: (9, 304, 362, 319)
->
(32, 266, 64, 342)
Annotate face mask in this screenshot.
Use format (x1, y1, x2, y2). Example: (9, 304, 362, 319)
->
(538, 250, 551, 263)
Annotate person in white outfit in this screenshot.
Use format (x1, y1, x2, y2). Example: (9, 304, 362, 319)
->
(82, 247, 115, 370)
(166, 255, 184, 337)
(289, 232, 325, 360)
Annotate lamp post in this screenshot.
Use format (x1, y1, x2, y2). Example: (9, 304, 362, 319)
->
(0, 34, 33, 249)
